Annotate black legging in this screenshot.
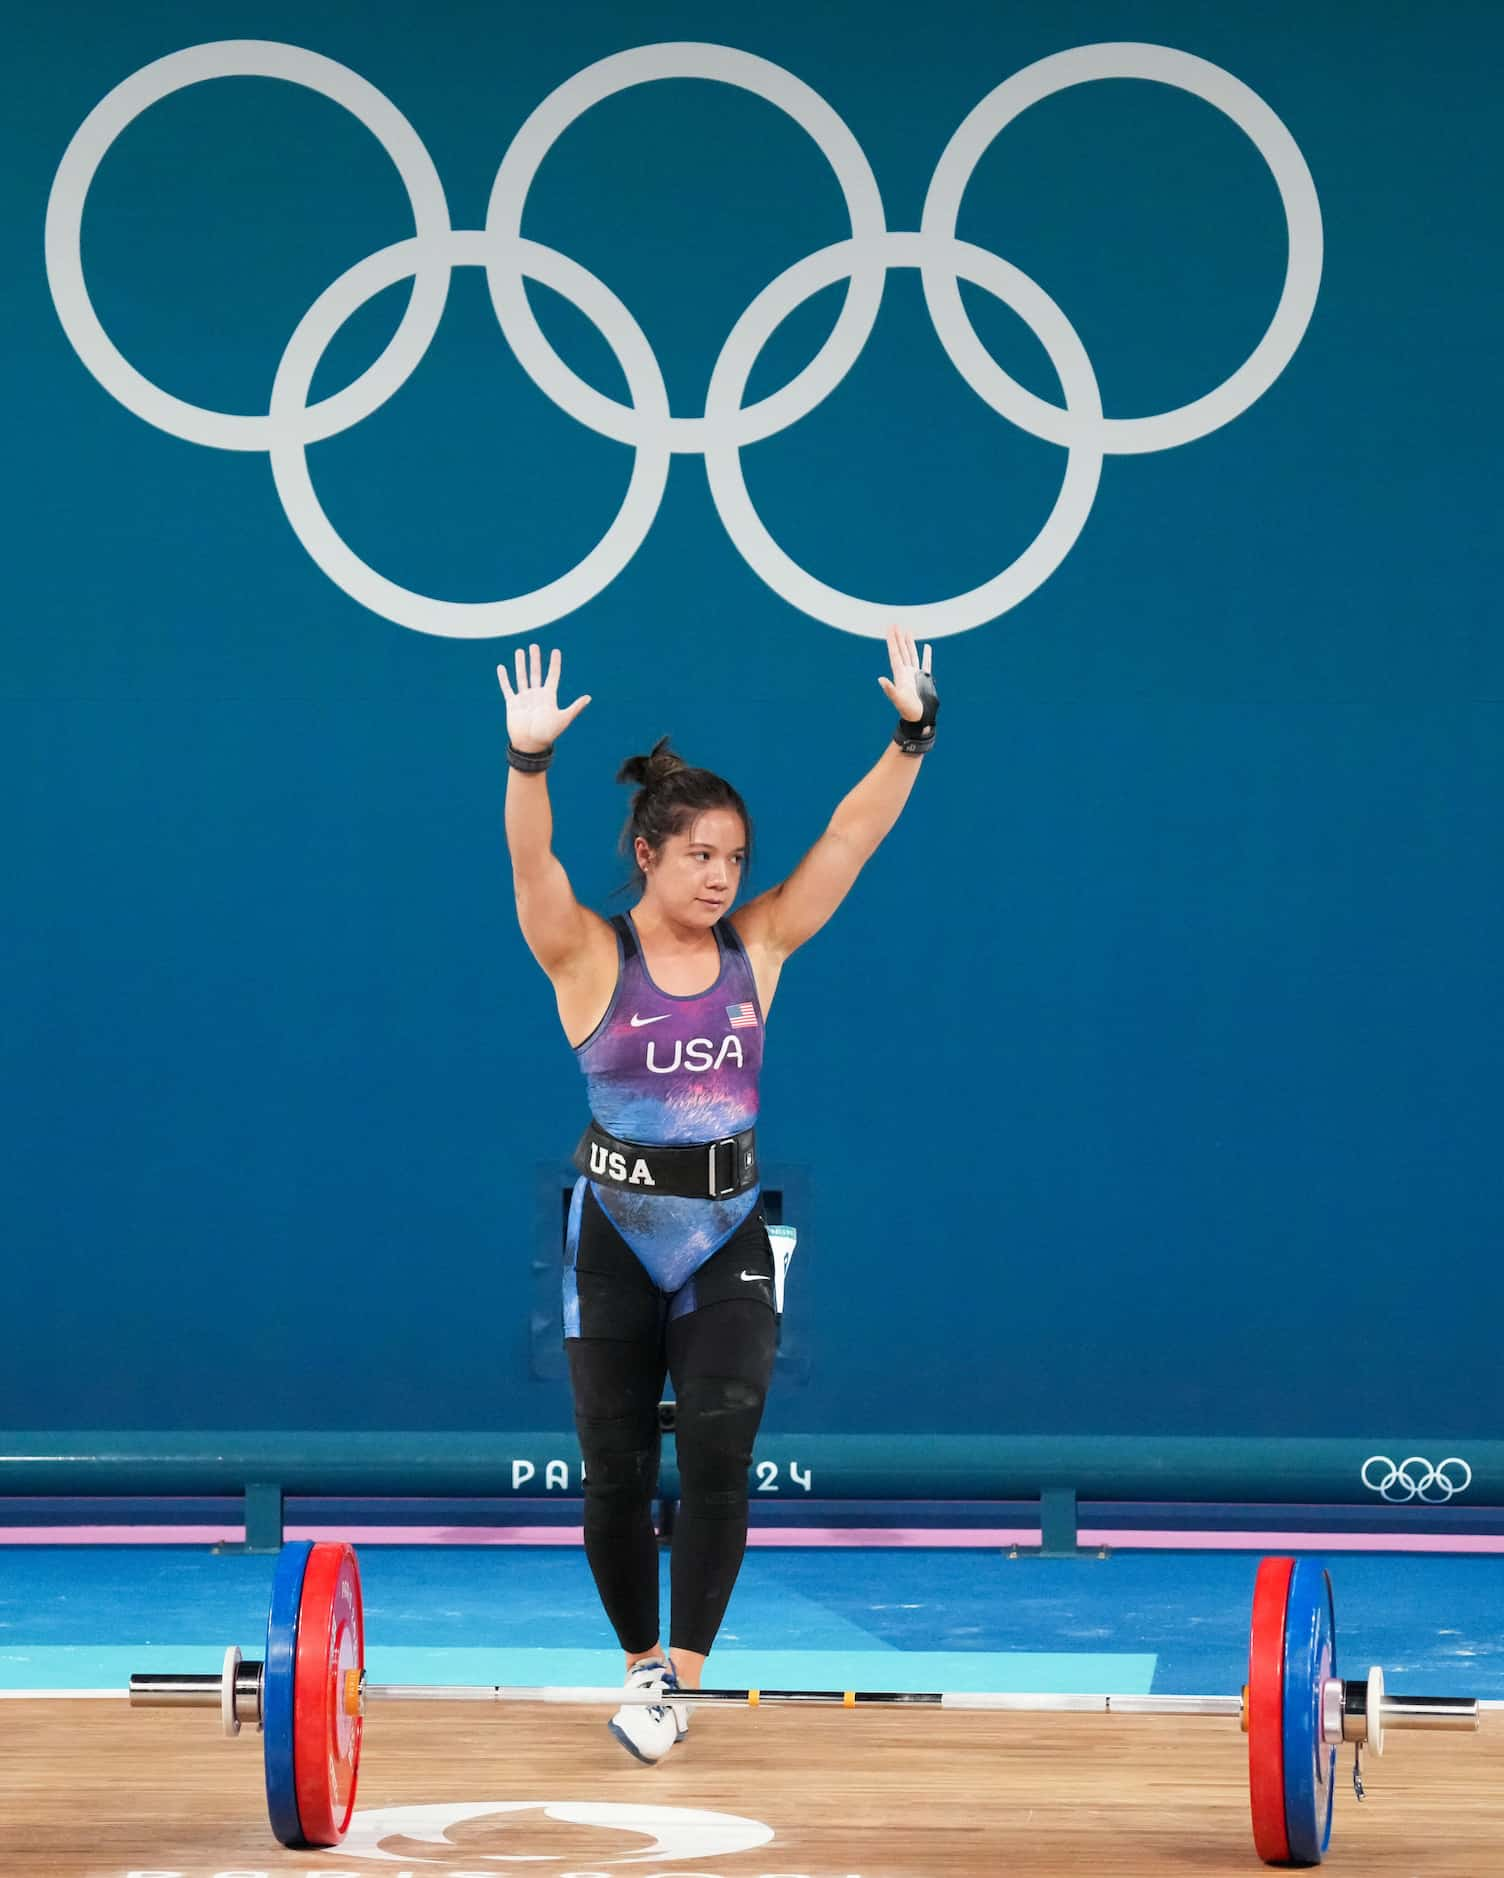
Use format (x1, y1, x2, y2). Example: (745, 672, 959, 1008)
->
(568, 1298, 778, 1657)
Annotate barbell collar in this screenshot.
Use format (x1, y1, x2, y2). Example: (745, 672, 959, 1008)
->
(1380, 1694, 1479, 1732)
(131, 1662, 264, 1730)
(130, 1675, 225, 1708)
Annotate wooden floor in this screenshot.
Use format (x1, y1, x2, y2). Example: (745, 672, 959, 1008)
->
(2, 1700, 1498, 1875)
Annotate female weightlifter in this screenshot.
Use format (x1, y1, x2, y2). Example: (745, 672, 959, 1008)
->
(497, 630, 937, 1762)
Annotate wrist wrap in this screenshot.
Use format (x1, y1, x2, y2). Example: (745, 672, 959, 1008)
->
(892, 667, 939, 755)
(507, 741, 554, 773)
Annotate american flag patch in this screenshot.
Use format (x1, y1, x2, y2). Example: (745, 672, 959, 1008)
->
(726, 1002, 758, 1030)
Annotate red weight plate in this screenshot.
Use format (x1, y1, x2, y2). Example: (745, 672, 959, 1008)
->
(293, 1540, 365, 1847)
(1248, 1556, 1294, 1865)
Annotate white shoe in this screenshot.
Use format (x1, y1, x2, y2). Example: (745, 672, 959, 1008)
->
(608, 1657, 689, 1764)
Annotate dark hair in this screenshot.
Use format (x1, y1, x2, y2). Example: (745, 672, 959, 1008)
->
(612, 736, 754, 900)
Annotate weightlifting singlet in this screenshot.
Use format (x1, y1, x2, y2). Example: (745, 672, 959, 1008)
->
(569, 907, 764, 1292)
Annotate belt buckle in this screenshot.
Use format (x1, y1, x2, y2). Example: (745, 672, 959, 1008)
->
(707, 1136, 739, 1198)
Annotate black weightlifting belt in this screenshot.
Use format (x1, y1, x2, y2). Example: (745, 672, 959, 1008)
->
(572, 1118, 758, 1200)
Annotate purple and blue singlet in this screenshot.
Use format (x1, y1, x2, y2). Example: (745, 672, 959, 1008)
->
(567, 907, 764, 1296)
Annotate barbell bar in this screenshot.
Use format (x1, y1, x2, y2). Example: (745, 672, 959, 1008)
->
(127, 1541, 1481, 1865)
(135, 1670, 1255, 1717)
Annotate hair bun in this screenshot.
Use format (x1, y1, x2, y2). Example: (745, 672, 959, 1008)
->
(616, 734, 686, 790)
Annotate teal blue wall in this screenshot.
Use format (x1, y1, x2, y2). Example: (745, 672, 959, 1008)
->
(4, 1, 1499, 1438)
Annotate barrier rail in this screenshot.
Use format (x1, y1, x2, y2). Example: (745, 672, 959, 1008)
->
(3, 1432, 1498, 1551)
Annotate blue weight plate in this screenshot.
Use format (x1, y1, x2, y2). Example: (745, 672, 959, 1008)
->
(1282, 1557, 1337, 1865)
(264, 1540, 313, 1849)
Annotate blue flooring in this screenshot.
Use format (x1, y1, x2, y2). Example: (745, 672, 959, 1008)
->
(1, 1546, 1499, 1699)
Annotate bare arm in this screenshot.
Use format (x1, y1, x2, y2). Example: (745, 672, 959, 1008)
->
(498, 646, 600, 976)
(735, 630, 936, 961)
(506, 769, 591, 974)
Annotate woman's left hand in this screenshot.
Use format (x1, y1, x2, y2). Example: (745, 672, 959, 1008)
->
(877, 627, 934, 722)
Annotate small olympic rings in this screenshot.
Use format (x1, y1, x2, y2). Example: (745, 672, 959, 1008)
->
(1360, 1455, 1473, 1504)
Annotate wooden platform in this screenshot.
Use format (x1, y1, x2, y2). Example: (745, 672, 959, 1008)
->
(2, 1699, 1497, 1874)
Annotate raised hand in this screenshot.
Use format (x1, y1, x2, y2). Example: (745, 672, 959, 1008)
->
(877, 627, 933, 723)
(496, 644, 591, 753)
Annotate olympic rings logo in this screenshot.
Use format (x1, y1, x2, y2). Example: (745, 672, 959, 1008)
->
(327, 1797, 773, 1862)
(45, 39, 1323, 640)
(1361, 1455, 1473, 1504)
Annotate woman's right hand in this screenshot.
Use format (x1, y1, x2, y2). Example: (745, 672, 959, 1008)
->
(496, 644, 591, 753)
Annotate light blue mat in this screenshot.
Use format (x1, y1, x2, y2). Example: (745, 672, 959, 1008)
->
(0, 1644, 1156, 1695)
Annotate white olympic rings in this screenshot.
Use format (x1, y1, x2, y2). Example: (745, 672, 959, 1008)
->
(1361, 1455, 1474, 1504)
(44, 37, 1323, 639)
(269, 232, 672, 635)
(45, 41, 452, 453)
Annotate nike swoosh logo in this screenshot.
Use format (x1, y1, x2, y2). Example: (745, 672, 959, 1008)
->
(629, 1014, 669, 1027)
(740, 1271, 769, 1283)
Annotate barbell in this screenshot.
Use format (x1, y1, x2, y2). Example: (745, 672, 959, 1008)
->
(128, 1540, 1480, 1865)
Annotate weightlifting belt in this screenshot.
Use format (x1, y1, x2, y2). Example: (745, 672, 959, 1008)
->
(573, 1118, 758, 1200)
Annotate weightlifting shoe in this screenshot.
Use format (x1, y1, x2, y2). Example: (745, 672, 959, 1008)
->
(608, 1656, 689, 1764)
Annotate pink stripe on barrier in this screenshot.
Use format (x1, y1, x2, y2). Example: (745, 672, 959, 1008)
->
(0, 1524, 1042, 1548)
(2, 1524, 1503, 1551)
(746, 1527, 1041, 1547)
(0, 1527, 245, 1546)
(290, 1525, 583, 1545)
(293, 1526, 1044, 1547)
(1076, 1529, 1504, 1554)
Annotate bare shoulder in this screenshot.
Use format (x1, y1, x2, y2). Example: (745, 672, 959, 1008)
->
(729, 892, 785, 1015)
(553, 902, 618, 968)
(730, 887, 778, 950)
(549, 906, 621, 1048)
